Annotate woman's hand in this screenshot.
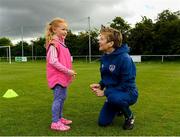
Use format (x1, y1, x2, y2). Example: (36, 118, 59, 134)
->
(90, 83, 101, 90)
(94, 88, 104, 97)
(90, 83, 104, 97)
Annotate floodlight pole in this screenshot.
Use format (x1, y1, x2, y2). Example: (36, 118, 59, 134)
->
(88, 16, 91, 63)
(21, 26, 24, 57)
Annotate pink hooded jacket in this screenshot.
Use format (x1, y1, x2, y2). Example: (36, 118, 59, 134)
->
(46, 38, 72, 88)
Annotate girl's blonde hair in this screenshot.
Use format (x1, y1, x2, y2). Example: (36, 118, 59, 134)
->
(100, 25, 122, 48)
(45, 18, 68, 48)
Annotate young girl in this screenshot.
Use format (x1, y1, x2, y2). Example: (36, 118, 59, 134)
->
(45, 18, 76, 131)
(90, 25, 138, 130)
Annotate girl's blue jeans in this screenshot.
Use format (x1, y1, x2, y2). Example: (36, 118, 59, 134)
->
(52, 84, 67, 122)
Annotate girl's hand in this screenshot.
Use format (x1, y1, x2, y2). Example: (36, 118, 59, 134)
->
(68, 69, 77, 77)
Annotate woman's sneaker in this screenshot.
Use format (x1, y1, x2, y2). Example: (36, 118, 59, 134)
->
(60, 118, 72, 125)
(123, 115, 135, 130)
(51, 122, 70, 131)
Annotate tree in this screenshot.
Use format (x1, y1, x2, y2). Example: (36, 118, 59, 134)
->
(128, 10, 180, 55)
(128, 16, 154, 55)
(31, 37, 46, 56)
(153, 10, 180, 54)
(156, 10, 179, 22)
(110, 17, 131, 33)
(0, 37, 13, 46)
(66, 30, 79, 55)
(110, 17, 131, 44)
(66, 29, 99, 55)
(11, 41, 31, 56)
(90, 29, 99, 55)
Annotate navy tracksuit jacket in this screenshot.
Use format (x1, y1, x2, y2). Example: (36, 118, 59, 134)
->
(98, 44, 138, 126)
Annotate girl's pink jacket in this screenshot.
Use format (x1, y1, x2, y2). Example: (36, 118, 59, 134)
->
(46, 38, 72, 88)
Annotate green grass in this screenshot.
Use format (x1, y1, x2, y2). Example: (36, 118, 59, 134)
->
(0, 61, 180, 136)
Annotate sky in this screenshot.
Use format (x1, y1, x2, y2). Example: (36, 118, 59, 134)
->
(0, 0, 179, 43)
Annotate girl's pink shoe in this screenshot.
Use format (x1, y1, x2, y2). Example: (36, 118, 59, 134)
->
(60, 118, 72, 125)
(51, 121, 70, 131)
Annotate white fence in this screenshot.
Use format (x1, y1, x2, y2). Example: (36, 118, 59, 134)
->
(139, 55, 180, 63)
(0, 55, 180, 63)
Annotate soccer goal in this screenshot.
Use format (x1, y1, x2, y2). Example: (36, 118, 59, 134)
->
(0, 46, 11, 64)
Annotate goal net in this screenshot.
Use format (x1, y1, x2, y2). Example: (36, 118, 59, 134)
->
(0, 46, 11, 64)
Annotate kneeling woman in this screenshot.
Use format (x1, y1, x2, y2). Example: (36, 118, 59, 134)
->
(90, 26, 138, 130)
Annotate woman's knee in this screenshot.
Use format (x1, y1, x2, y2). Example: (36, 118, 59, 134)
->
(98, 118, 111, 126)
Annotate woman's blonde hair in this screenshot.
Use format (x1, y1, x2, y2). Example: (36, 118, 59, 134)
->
(45, 18, 68, 48)
(100, 25, 122, 48)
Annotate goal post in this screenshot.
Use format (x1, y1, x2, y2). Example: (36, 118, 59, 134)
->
(0, 46, 11, 64)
